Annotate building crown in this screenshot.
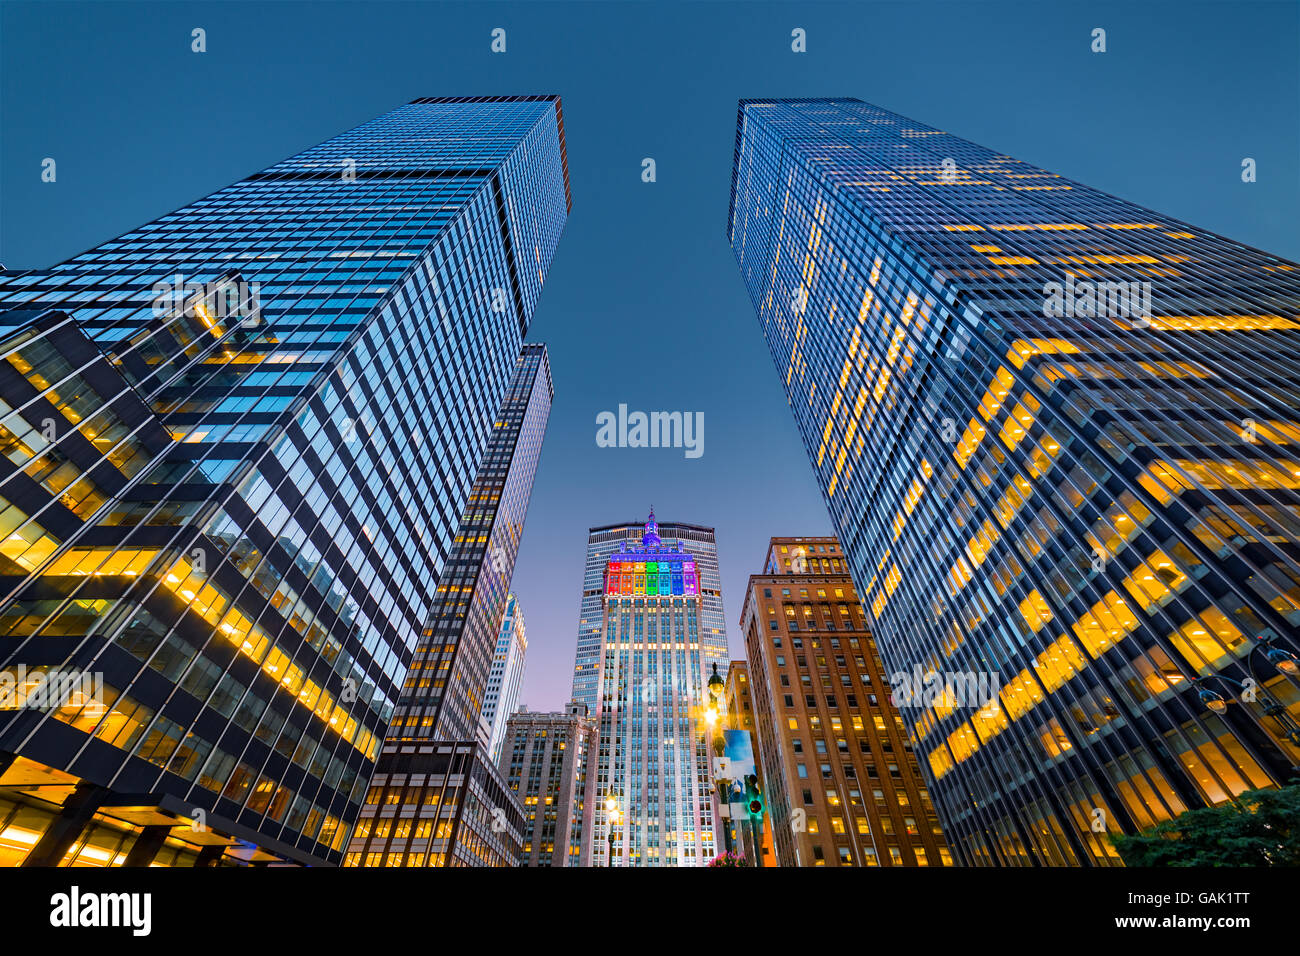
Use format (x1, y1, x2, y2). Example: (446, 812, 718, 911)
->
(643, 507, 660, 547)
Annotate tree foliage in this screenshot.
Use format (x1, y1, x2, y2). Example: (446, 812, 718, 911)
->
(1111, 784, 1300, 866)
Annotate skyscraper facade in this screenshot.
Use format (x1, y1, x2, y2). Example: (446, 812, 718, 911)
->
(729, 98, 1300, 866)
(501, 700, 595, 867)
(348, 739, 525, 868)
(740, 536, 952, 866)
(571, 519, 726, 711)
(582, 511, 719, 866)
(383, 345, 552, 750)
(0, 96, 570, 866)
(483, 593, 528, 765)
(345, 342, 553, 867)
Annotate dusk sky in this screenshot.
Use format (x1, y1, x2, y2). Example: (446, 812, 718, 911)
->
(3, 1, 1297, 712)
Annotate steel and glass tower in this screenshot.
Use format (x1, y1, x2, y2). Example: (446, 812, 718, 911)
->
(583, 511, 719, 866)
(729, 98, 1300, 866)
(347, 343, 552, 867)
(571, 518, 727, 711)
(0, 96, 570, 866)
(483, 592, 528, 765)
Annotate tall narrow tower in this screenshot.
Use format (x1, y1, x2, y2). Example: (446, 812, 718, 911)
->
(582, 510, 720, 866)
(483, 593, 529, 765)
(346, 343, 552, 868)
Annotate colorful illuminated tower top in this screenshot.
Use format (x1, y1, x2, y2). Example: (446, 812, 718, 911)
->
(586, 509, 717, 865)
(604, 509, 699, 598)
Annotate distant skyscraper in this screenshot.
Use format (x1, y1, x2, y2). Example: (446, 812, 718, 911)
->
(483, 593, 528, 764)
(0, 95, 570, 867)
(581, 510, 719, 866)
(740, 536, 952, 866)
(346, 343, 553, 867)
(729, 98, 1300, 866)
(501, 700, 595, 866)
(571, 519, 726, 711)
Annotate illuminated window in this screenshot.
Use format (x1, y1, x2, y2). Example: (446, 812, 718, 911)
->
(1018, 590, 1054, 633)
(1165, 607, 1247, 675)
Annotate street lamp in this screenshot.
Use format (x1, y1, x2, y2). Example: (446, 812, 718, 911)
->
(1194, 638, 1300, 749)
(704, 663, 736, 858)
(708, 662, 725, 702)
(1197, 684, 1228, 714)
(604, 793, 621, 867)
(1261, 637, 1300, 676)
(706, 663, 725, 752)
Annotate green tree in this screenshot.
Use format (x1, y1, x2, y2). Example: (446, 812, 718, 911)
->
(1111, 784, 1300, 866)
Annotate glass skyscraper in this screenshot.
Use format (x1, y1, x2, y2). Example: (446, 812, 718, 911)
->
(0, 96, 570, 866)
(729, 98, 1300, 866)
(571, 519, 727, 711)
(346, 344, 552, 867)
(482, 592, 528, 766)
(582, 511, 719, 866)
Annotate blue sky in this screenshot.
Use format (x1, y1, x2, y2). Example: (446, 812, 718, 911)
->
(2, 1, 1297, 711)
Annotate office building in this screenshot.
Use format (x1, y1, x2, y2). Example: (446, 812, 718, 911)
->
(501, 700, 595, 866)
(728, 98, 1300, 865)
(582, 510, 719, 866)
(740, 536, 952, 866)
(571, 518, 726, 711)
(345, 343, 553, 867)
(483, 594, 528, 765)
(724, 660, 755, 733)
(0, 95, 570, 866)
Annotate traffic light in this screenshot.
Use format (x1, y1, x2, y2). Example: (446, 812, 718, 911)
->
(744, 774, 764, 820)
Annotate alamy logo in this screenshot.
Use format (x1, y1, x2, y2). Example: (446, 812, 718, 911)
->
(1043, 274, 1152, 325)
(50, 887, 151, 936)
(596, 404, 704, 459)
(150, 273, 262, 327)
(0, 665, 104, 712)
(889, 667, 1000, 711)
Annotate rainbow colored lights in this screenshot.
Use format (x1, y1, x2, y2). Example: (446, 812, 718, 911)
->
(605, 557, 698, 597)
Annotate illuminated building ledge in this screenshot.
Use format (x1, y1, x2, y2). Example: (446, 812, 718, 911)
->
(604, 511, 700, 598)
(0, 754, 305, 867)
(343, 739, 526, 868)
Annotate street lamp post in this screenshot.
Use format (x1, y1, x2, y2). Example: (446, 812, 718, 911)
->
(705, 663, 736, 858)
(1195, 638, 1300, 754)
(605, 794, 621, 867)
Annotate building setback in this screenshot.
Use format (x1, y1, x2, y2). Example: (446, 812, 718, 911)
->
(0, 95, 569, 867)
(501, 700, 595, 866)
(740, 536, 952, 866)
(729, 98, 1300, 865)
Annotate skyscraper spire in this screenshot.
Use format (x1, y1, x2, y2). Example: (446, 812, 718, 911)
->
(643, 507, 661, 547)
